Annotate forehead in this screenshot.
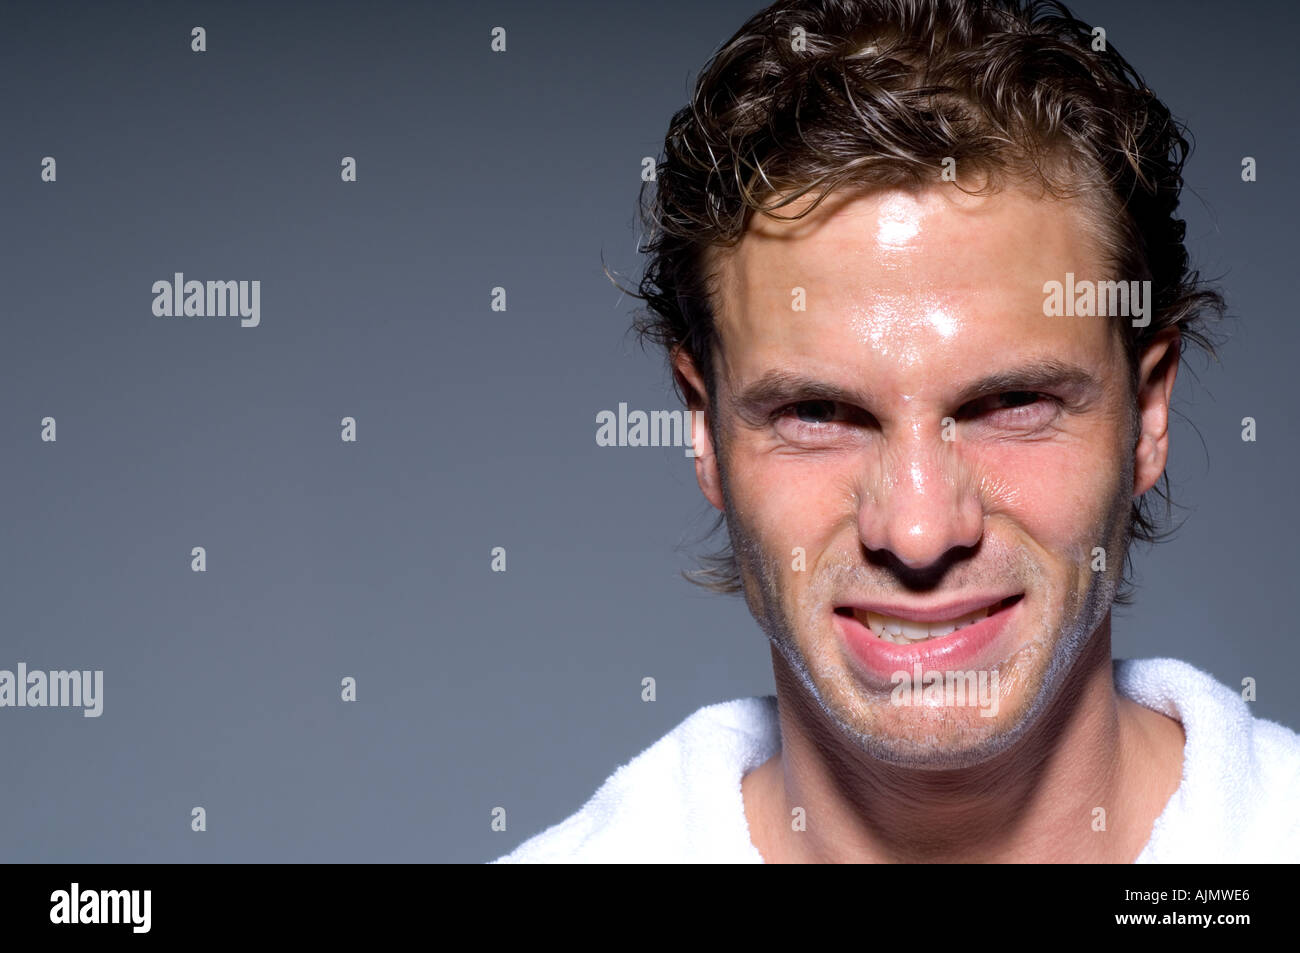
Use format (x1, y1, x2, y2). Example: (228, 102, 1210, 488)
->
(708, 185, 1114, 381)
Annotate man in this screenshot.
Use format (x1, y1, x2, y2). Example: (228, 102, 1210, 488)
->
(497, 0, 1300, 862)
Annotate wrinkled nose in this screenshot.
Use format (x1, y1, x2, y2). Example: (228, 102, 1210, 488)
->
(856, 430, 984, 571)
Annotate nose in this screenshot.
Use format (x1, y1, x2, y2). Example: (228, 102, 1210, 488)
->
(857, 425, 984, 571)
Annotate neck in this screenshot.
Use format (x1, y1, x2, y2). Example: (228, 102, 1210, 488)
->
(746, 616, 1181, 862)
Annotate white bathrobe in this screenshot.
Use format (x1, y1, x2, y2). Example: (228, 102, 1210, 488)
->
(494, 657, 1300, 863)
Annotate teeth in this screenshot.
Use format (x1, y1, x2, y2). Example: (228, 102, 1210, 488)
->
(898, 621, 930, 642)
(853, 605, 993, 643)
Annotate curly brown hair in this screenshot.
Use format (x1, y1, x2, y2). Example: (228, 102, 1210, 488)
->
(623, 0, 1225, 602)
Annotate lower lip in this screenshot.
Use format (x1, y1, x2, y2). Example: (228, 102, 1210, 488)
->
(835, 598, 1022, 683)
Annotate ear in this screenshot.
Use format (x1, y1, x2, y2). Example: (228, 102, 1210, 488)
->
(672, 347, 725, 512)
(1132, 328, 1180, 498)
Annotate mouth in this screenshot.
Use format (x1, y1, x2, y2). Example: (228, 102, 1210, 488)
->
(834, 595, 1023, 646)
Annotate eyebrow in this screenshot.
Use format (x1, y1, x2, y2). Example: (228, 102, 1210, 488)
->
(953, 360, 1104, 404)
(730, 359, 1104, 420)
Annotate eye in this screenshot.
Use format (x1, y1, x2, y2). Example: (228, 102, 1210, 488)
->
(992, 391, 1041, 410)
(788, 399, 841, 424)
(771, 399, 871, 446)
(962, 391, 1059, 428)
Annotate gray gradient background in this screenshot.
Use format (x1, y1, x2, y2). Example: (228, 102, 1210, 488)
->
(1, 0, 1295, 863)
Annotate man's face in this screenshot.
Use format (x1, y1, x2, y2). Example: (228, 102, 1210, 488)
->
(682, 184, 1168, 767)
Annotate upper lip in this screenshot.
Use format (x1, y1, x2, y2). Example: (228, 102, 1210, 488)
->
(836, 593, 1020, 623)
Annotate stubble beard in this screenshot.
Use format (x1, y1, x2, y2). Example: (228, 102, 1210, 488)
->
(716, 459, 1132, 770)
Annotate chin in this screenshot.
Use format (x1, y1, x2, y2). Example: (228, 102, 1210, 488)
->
(796, 630, 1058, 769)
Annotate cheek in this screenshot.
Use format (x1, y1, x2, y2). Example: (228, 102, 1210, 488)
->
(975, 437, 1127, 562)
(725, 448, 857, 559)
